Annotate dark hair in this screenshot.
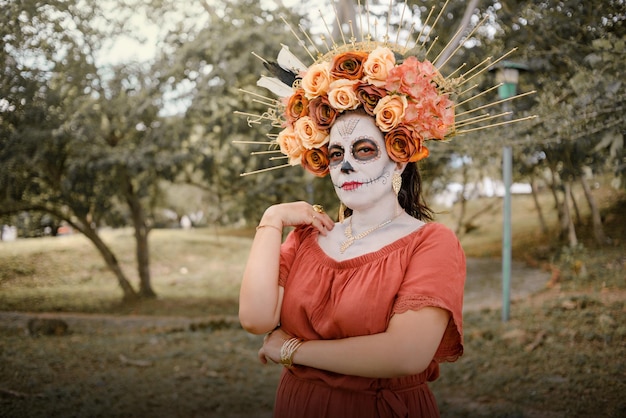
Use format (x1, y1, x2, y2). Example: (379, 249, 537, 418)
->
(340, 162, 433, 222)
(399, 162, 433, 221)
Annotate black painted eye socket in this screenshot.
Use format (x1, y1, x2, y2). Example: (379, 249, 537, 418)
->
(352, 138, 380, 161)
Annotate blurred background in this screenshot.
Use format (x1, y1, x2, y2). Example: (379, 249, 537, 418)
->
(0, 1, 624, 417)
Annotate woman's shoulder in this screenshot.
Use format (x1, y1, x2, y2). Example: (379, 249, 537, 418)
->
(419, 221, 458, 239)
(407, 222, 463, 253)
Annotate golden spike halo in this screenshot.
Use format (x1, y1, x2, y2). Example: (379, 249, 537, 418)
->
(235, 0, 535, 177)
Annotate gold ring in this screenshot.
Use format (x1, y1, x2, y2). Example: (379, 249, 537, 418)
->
(312, 204, 324, 214)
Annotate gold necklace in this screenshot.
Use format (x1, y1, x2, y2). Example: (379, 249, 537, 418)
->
(340, 213, 400, 253)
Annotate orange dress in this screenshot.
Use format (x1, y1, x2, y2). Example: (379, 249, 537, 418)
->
(275, 222, 466, 418)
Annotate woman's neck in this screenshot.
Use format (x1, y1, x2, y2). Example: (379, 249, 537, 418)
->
(347, 195, 404, 231)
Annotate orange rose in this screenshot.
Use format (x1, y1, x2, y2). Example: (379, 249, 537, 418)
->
(363, 46, 396, 87)
(373, 94, 407, 132)
(355, 82, 387, 116)
(330, 51, 369, 80)
(301, 146, 330, 177)
(301, 62, 331, 99)
(285, 89, 309, 124)
(328, 79, 360, 111)
(276, 126, 304, 166)
(309, 95, 338, 130)
(385, 125, 429, 163)
(294, 116, 329, 149)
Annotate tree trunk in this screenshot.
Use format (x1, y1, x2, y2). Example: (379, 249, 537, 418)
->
(562, 181, 578, 247)
(122, 172, 156, 299)
(580, 174, 609, 245)
(81, 226, 139, 301)
(455, 194, 468, 236)
(454, 164, 470, 236)
(530, 177, 548, 235)
(435, 0, 481, 68)
(16, 204, 140, 301)
(333, 0, 360, 40)
(569, 184, 581, 224)
(547, 164, 563, 226)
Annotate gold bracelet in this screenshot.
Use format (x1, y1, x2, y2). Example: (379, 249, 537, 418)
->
(255, 224, 282, 233)
(280, 337, 304, 368)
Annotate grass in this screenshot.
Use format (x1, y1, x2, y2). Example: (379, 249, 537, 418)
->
(0, 228, 251, 316)
(0, 186, 625, 417)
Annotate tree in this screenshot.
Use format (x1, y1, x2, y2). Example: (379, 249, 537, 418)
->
(0, 0, 192, 300)
(153, 0, 340, 223)
(486, 0, 625, 246)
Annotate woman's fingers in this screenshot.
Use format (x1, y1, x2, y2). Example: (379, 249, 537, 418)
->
(262, 202, 335, 233)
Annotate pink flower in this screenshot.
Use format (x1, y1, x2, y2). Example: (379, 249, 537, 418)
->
(386, 57, 441, 100)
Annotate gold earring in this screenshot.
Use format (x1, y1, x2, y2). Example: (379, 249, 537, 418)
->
(338, 202, 347, 222)
(392, 172, 402, 196)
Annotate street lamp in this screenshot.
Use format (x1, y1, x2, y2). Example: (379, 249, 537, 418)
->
(489, 61, 529, 322)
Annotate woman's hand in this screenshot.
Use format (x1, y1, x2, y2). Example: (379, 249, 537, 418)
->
(258, 327, 291, 365)
(260, 202, 335, 236)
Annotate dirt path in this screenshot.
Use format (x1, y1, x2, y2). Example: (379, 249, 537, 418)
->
(0, 258, 550, 333)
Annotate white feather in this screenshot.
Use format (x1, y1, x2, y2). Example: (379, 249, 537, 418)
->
(277, 44, 307, 73)
(257, 76, 294, 98)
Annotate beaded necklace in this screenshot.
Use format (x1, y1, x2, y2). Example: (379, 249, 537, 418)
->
(339, 213, 402, 253)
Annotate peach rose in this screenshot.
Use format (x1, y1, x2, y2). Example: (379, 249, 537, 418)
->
(276, 126, 304, 166)
(309, 95, 338, 130)
(384, 125, 429, 163)
(294, 116, 329, 149)
(301, 146, 330, 177)
(328, 79, 360, 111)
(363, 46, 396, 87)
(301, 62, 332, 99)
(330, 51, 369, 80)
(355, 82, 387, 116)
(285, 89, 309, 124)
(373, 94, 407, 132)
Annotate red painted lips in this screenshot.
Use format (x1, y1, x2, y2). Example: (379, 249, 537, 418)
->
(341, 182, 362, 191)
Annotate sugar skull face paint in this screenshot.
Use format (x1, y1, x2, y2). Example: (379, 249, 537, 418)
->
(328, 113, 397, 209)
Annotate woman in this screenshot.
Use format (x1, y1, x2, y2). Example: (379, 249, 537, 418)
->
(239, 110, 465, 417)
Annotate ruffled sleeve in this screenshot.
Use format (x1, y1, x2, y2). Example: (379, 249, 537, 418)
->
(392, 223, 466, 363)
(278, 227, 305, 287)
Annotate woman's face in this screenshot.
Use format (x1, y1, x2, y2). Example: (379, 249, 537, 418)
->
(328, 113, 397, 210)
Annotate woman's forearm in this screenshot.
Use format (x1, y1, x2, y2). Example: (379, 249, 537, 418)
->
(288, 308, 450, 378)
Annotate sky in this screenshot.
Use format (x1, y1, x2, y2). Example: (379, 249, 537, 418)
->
(99, 0, 332, 65)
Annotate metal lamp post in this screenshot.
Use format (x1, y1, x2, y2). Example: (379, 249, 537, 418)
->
(490, 61, 529, 322)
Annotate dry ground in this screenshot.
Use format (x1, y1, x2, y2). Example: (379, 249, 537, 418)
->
(1, 258, 624, 417)
(1, 192, 625, 417)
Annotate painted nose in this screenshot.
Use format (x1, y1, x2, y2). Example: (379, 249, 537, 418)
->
(340, 160, 354, 174)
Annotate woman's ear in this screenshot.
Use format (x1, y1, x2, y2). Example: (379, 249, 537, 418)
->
(395, 161, 408, 173)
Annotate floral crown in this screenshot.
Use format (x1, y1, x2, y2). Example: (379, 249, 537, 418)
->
(236, 1, 535, 177)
